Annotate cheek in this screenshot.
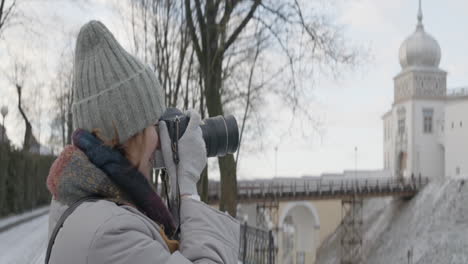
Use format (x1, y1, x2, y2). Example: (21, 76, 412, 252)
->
(138, 128, 158, 179)
(149, 127, 159, 152)
(144, 127, 158, 160)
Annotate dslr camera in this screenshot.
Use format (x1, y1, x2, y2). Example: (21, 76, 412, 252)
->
(159, 108, 239, 157)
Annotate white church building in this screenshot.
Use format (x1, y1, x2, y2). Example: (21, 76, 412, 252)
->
(382, 2, 468, 180)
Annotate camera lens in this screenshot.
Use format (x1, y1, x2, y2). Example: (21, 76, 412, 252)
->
(159, 108, 239, 157)
(200, 115, 239, 157)
(224, 115, 239, 154)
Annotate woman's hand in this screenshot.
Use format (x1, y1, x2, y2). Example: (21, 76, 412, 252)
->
(158, 110, 207, 197)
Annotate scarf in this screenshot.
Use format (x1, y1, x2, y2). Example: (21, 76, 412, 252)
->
(46, 129, 177, 240)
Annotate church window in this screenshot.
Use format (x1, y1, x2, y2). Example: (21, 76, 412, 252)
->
(397, 107, 406, 136)
(398, 118, 405, 135)
(423, 108, 433, 133)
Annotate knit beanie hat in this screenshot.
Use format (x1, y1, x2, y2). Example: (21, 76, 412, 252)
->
(72, 20, 165, 144)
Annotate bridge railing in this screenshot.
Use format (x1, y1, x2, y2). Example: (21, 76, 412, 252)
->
(208, 176, 429, 203)
(447, 87, 468, 97)
(239, 222, 275, 264)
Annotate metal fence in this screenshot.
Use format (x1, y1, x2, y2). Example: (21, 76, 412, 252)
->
(239, 222, 276, 264)
(447, 86, 468, 97)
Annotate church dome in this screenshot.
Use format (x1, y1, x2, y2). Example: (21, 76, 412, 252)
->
(398, 2, 441, 69)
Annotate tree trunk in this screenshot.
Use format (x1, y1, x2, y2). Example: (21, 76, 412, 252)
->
(66, 110, 72, 144)
(197, 79, 209, 202)
(203, 52, 237, 216)
(61, 112, 66, 147)
(218, 154, 237, 216)
(16, 84, 37, 152)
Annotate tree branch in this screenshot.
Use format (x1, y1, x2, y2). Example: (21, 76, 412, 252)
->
(184, 0, 203, 60)
(223, 0, 261, 53)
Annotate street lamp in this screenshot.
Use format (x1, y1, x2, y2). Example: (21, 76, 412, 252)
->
(274, 145, 279, 178)
(354, 146, 358, 177)
(354, 146, 358, 190)
(1, 106, 8, 143)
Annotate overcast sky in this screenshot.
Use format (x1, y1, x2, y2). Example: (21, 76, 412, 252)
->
(1, 0, 467, 180)
(239, 0, 468, 180)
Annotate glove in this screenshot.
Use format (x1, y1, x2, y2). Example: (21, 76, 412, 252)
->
(159, 109, 207, 197)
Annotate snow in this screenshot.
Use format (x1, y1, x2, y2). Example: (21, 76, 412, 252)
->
(0, 212, 48, 264)
(316, 177, 468, 264)
(0, 206, 49, 231)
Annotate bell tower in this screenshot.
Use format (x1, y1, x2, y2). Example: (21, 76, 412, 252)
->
(385, 0, 446, 180)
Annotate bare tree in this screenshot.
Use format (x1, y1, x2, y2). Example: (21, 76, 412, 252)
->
(183, 0, 359, 216)
(115, 0, 360, 216)
(50, 45, 74, 148)
(6, 59, 39, 152)
(121, 0, 198, 109)
(0, 0, 17, 38)
(117, 0, 210, 198)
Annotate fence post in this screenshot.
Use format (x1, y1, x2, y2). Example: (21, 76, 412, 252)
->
(243, 222, 248, 264)
(268, 230, 274, 264)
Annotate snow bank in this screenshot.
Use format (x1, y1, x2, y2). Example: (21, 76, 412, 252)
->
(316, 177, 468, 264)
(0, 206, 49, 232)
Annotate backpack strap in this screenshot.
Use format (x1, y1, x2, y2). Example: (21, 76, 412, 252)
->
(45, 196, 102, 264)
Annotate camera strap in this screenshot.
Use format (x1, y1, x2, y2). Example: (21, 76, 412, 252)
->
(171, 117, 180, 165)
(171, 117, 182, 240)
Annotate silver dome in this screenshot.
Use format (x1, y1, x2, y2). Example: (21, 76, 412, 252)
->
(398, 1, 441, 69)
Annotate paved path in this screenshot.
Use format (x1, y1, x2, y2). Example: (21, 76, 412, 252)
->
(0, 213, 48, 264)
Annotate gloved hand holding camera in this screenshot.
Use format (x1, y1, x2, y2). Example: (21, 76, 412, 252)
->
(157, 107, 240, 201)
(159, 110, 207, 197)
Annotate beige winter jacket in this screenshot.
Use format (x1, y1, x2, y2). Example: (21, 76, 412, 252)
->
(47, 197, 240, 264)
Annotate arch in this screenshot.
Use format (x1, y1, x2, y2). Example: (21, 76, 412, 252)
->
(279, 201, 320, 229)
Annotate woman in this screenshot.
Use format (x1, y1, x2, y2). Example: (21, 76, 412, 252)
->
(46, 20, 239, 264)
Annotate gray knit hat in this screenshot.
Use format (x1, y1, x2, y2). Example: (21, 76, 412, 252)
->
(72, 20, 165, 144)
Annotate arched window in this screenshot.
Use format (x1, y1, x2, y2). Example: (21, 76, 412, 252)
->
(423, 108, 433, 133)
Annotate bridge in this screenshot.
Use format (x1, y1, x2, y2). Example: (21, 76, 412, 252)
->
(207, 175, 429, 204)
(206, 175, 430, 264)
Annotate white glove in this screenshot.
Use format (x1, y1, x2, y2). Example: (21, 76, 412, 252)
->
(159, 110, 207, 198)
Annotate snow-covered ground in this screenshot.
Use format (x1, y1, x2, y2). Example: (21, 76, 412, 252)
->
(0, 206, 49, 232)
(0, 209, 48, 264)
(316, 177, 468, 264)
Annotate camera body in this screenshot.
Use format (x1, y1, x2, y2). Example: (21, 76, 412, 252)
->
(159, 108, 239, 157)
